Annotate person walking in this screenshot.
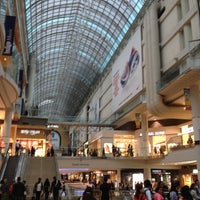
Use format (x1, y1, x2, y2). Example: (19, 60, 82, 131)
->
(15, 140, 21, 156)
(12, 177, 26, 200)
(168, 180, 180, 200)
(144, 179, 153, 200)
(43, 178, 50, 200)
(50, 146, 54, 157)
(81, 186, 96, 200)
(100, 177, 111, 200)
(34, 178, 43, 200)
(1, 178, 9, 200)
(23, 180, 29, 200)
(190, 183, 200, 200)
(134, 183, 146, 200)
(180, 185, 193, 200)
(31, 146, 36, 157)
(50, 177, 61, 200)
(153, 185, 164, 200)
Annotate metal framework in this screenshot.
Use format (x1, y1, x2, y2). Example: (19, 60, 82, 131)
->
(25, 0, 148, 121)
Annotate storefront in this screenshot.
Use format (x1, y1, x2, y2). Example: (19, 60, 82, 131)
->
(121, 169, 144, 190)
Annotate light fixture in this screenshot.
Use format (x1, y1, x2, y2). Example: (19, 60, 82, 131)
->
(193, 169, 198, 174)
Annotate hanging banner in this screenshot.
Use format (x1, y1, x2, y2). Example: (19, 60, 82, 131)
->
(184, 88, 191, 110)
(2, 15, 16, 56)
(18, 69, 24, 97)
(13, 103, 21, 122)
(135, 113, 141, 129)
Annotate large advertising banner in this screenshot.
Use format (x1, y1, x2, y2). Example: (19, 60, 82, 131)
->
(89, 99, 99, 122)
(2, 15, 16, 56)
(112, 27, 142, 113)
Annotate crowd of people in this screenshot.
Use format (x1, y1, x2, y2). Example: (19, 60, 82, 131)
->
(0, 176, 65, 200)
(133, 179, 200, 200)
(2, 174, 200, 200)
(79, 178, 200, 200)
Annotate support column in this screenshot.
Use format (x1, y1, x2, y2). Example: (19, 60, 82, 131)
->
(190, 85, 200, 179)
(141, 113, 149, 157)
(12, 125, 17, 155)
(116, 169, 121, 188)
(26, 53, 36, 113)
(143, 167, 151, 181)
(2, 107, 13, 152)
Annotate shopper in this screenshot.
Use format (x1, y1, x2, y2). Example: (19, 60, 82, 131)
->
(153, 185, 164, 200)
(100, 177, 111, 200)
(15, 140, 21, 156)
(23, 180, 29, 200)
(134, 183, 146, 200)
(34, 178, 43, 200)
(144, 179, 153, 200)
(12, 177, 26, 200)
(190, 183, 200, 200)
(180, 185, 193, 200)
(81, 186, 96, 200)
(43, 178, 50, 200)
(194, 180, 200, 198)
(168, 180, 180, 200)
(1, 178, 9, 200)
(50, 176, 61, 200)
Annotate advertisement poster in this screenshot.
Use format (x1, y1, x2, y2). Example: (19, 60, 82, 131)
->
(2, 15, 16, 56)
(112, 27, 142, 113)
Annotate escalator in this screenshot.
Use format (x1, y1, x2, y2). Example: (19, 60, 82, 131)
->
(2, 156, 20, 185)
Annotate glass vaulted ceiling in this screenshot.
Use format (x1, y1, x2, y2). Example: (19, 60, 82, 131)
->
(25, 0, 147, 121)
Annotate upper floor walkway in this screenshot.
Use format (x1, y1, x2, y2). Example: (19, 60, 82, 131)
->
(56, 144, 197, 174)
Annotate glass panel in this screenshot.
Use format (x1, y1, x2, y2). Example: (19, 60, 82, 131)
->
(25, 0, 148, 120)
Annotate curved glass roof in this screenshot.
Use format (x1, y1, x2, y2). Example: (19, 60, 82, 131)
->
(25, 0, 148, 121)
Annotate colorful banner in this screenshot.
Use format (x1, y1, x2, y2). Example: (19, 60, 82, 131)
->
(2, 15, 16, 56)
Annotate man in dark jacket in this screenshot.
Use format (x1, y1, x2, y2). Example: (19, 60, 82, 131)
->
(100, 177, 111, 200)
(12, 177, 25, 200)
(50, 176, 61, 200)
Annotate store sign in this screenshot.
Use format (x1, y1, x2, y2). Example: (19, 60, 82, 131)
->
(21, 129, 40, 135)
(48, 124, 59, 128)
(148, 131, 165, 136)
(181, 125, 193, 134)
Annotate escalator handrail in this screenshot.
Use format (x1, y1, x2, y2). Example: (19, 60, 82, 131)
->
(0, 147, 10, 181)
(15, 153, 26, 180)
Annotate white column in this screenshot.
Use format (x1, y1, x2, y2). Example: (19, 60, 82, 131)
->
(2, 107, 13, 151)
(190, 84, 200, 179)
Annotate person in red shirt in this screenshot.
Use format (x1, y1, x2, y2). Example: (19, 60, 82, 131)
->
(134, 183, 146, 200)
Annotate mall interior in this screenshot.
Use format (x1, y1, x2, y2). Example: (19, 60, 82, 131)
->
(0, 0, 200, 199)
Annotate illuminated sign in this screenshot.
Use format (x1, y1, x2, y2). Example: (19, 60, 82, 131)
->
(148, 131, 165, 136)
(48, 124, 59, 128)
(21, 130, 40, 135)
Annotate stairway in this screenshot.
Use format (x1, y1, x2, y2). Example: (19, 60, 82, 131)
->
(23, 157, 57, 198)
